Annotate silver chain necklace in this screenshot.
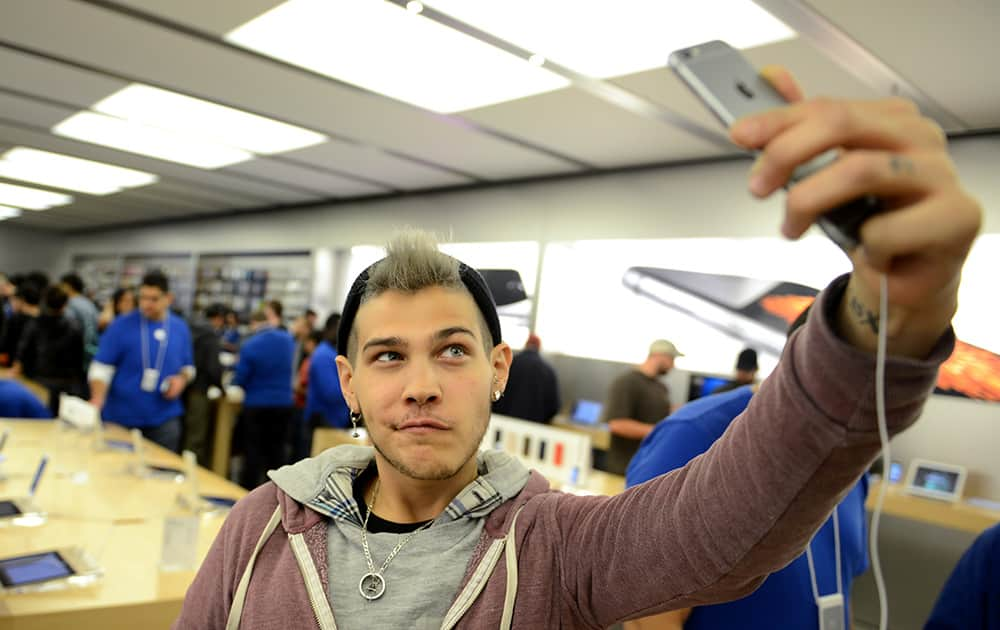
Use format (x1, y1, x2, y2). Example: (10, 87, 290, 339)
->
(358, 479, 434, 601)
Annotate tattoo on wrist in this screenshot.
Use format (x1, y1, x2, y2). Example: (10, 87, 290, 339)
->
(849, 295, 880, 334)
(890, 155, 916, 175)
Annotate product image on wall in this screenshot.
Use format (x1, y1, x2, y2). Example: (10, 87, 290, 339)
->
(622, 267, 818, 357)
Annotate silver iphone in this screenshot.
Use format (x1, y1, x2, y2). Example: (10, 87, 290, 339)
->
(669, 40, 881, 251)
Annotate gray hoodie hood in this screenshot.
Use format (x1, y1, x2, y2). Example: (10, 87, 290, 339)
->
(268, 445, 532, 526)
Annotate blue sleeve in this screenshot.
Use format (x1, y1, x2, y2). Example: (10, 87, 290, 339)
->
(23, 391, 51, 419)
(94, 318, 123, 366)
(233, 342, 253, 388)
(925, 524, 1000, 629)
(310, 348, 343, 406)
(625, 421, 715, 487)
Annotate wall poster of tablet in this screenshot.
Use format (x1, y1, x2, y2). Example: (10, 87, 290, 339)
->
(0, 547, 102, 594)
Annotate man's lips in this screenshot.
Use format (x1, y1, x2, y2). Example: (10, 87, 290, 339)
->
(396, 417, 449, 431)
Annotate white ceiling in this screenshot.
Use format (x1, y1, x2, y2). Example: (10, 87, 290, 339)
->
(0, 0, 996, 232)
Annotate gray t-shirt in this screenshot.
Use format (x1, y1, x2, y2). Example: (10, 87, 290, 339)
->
(327, 515, 486, 629)
(602, 369, 671, 474)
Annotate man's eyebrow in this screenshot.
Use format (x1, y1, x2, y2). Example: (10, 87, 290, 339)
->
(434, 327, 477, 341)
(362, 336, 406, 352)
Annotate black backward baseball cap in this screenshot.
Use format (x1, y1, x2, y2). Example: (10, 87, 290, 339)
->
(336, 259, 503, 356)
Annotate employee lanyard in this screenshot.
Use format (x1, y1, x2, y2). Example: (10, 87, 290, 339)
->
(140, 316, 169, 375)
(805, 508, 843, 603)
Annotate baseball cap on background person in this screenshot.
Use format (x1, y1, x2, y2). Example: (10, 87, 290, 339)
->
(649, 339, 683, 357)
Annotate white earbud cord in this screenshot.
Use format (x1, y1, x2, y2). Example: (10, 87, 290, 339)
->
(870, 272, 890, 630)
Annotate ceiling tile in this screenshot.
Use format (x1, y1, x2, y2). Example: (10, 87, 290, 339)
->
(463, 87, 733, 168)
(807, 0, 999, 128)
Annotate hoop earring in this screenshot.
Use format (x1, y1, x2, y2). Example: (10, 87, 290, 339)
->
(350, 410, 362, 438)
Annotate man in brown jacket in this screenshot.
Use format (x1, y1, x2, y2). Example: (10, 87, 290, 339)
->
(174, 69, 981, 629)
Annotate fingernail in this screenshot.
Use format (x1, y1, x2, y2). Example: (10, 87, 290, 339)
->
(749, 174, 768, 196)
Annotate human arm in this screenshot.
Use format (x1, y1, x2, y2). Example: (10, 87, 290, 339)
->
(163, 325, 196, 400)
(623, 608, 691, 630)
(607, 418, 655, 440)
(539, 73, 977, 626)
(604, 375, 656, 439)
(731, 67, 979, 360)
(88, 321, 121, 409)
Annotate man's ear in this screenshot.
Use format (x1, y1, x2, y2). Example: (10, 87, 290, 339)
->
(490, 342, 513, 392)
(336, 355, 357, 411)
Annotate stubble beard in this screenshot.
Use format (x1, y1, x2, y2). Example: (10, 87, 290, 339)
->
(365, 397, 491, 482)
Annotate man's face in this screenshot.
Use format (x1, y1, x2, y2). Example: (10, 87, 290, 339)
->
(139, 286, 171, 320)
(336, 286, 511, 481)
(655, 353, 675, 376)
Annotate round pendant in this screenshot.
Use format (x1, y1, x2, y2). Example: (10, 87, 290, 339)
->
(359, 572, 386, 600)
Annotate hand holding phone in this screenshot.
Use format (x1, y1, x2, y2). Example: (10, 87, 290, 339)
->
(670, 40, 982, 361)
(668, 41, 881, 251)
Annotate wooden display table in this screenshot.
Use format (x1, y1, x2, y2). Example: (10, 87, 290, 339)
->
(865, 480, 1000, 534)
(0, 420, 246, 630)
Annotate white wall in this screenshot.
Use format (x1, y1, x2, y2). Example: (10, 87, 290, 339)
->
(0, 223, 67, 276)
(59, 134, 1000, 499)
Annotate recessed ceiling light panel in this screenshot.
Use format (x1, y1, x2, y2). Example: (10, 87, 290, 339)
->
(226, 0, 570, 113)
(0, 147, 158, 195)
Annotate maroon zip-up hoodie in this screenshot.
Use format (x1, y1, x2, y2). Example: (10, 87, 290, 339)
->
(174, 276, 952, 629)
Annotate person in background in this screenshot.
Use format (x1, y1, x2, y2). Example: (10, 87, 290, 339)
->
(181, 303, 225, 466)
(88, 270, 195, 452)
(23, 271, 49, 294)
(0, 377, 51, 419)
(925, 522, 1000, 630)
(221, 309, 241, 352)
(292, 329, 323, 460)
(264, 299, 284, 330)
(98, 287, 136, 333)
(290, 312, 313, 373)
(13, 286, 85, 417)
(304, 308, 318, 333)
(601, 339, 683, 474)
(712, 347, 760, 395)
(624, 308, 868, 630)
(0, 272, 14, 323)
(230, 309, 295, 489)
(492, 333, 561, 424)
(60, 273, 100, 372)
(0, 282, 40, 368)
(303, 312, 351, 442)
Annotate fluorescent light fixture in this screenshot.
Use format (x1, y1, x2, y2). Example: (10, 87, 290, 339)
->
(92, 84, 326, 155)
(0, 205, 22, 220)
(406, 1, 424, 15)
(53, 112, 254, 169)
(0, 147, 158, 195)
(226, 0, 570, 113)
(0, 182, 73, 210)
(427, 0, 796, 78)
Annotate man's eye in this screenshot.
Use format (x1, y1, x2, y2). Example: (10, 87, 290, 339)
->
(441, 345, 467, 359)
(375, 351, 402, 362)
